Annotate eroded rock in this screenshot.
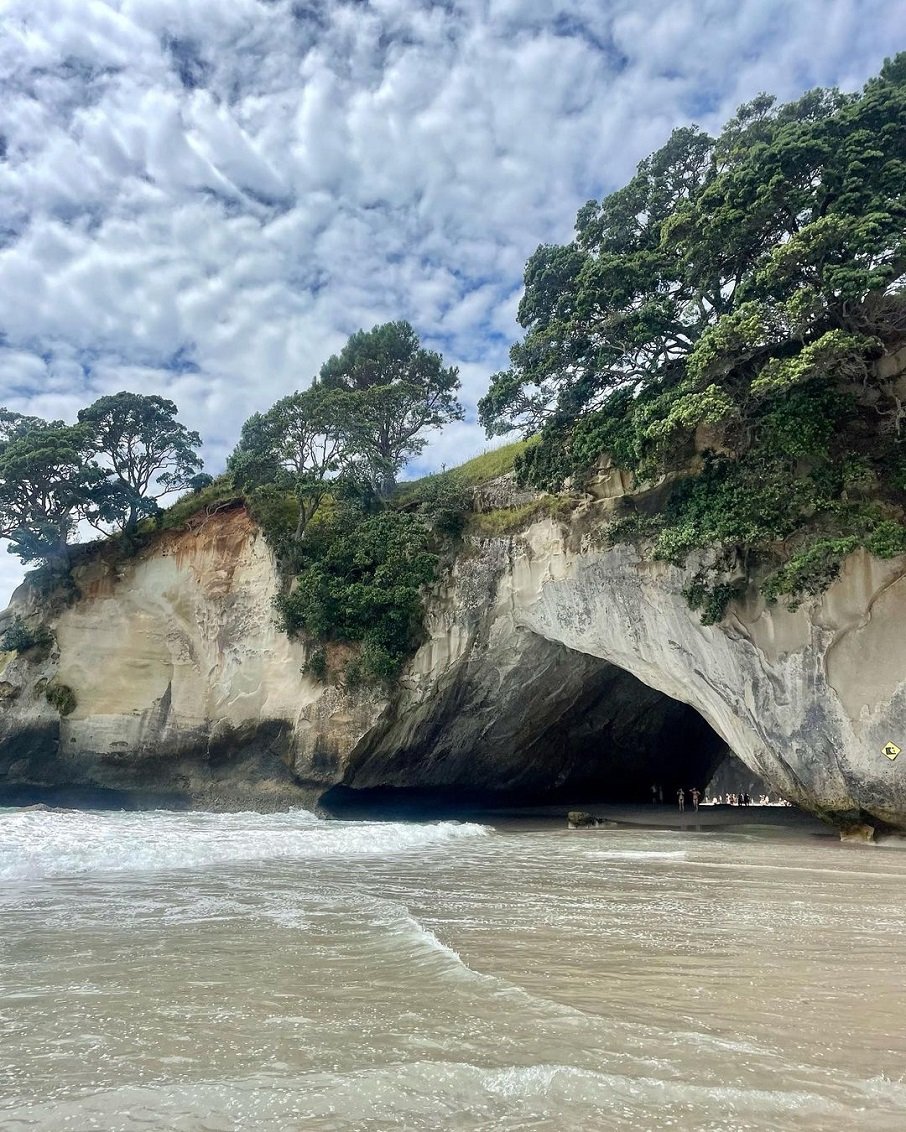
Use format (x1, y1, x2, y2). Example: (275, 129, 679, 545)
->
(0, 501, 904, 829)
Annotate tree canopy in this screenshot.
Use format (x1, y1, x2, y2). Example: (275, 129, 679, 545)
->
(0, 394, 203, 568)
(230, 321, 462, 550)
(228, 322, 463, 680)
(479, 54, 906, 617)
(318, 320, 463, 496)
(78, 392, 203, 532)
(480, 59, 905, 440)
(228, 385, 361, 544)
(0, 418, 102, 571)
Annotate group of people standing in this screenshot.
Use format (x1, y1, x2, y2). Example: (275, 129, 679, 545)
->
(649, 784, 763, 810)
(649, 784, 703, 811)
(720, 792, 754, 807)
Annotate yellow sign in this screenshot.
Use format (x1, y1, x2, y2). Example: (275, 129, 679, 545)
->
(882, 741, 901, 761)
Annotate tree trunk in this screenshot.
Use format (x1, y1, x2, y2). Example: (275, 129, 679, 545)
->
(44, 541, 71, 579)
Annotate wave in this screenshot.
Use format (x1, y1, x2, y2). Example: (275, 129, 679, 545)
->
(0, 807, 490, 882)
(584, 849, 688, 861)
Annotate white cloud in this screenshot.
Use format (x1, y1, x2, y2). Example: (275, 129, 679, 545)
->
(0, 0, 900, 602)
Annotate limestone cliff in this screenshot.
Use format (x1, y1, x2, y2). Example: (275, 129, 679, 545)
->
(1, 492, 905, 834)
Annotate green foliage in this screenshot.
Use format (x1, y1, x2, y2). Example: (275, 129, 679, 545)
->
(599, 511, 663, 547)
(481, 55, 906, 620)
(406, 473, 471, 538)
(750, 331, 879, 397)
(865, 519, 906, 558)
(153, 476, 240, 532)
(761, 537, 860, 609)
(683, 579, 746, 626)
(0, 396, 204, 570)
(188, 473, 215, 493)
(304, 646, 328, 682)
(0, 616, 54, 655)
(277, 506, 438, 682)
(757, 382, 849, 460)
(319, 320, 463, 497)
(45, 680, 76, 716)
(470, 496, 572, 536)
(397, 438, 537, 503)
(244, 485, 303, 565)
(642, 384, 739, 446)
(513, 428, 575, 492)
(0, 417, 103, 569)
(228, 385, 360, 544)
(77, 392, 204, 533)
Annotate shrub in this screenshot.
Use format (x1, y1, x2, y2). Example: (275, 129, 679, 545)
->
(683, 579, 746, 625)
(45, 680, 77, 716)
(277, 506, 438, 683)
(0, 617, 54, 656)
(304, 646, 328, 682)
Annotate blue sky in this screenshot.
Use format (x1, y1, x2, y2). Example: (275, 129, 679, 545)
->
(0, 0, 903, 603)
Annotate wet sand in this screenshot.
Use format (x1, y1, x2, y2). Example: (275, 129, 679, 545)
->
(466, 803, 836, 837)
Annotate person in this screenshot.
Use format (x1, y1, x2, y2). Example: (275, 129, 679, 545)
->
(677, 787, 685, 812)
(651, 783, 658, 805)
(691, 787, 700, 811)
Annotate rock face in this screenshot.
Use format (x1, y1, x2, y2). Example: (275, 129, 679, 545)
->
(1, 493, 905, 832)
(0, 505, 385, 810)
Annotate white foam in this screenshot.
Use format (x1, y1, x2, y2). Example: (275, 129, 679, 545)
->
(585, 849, 688, 861)
(0, 807, 490, 882)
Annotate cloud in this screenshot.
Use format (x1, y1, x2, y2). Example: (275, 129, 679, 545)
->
(0, 0, 899, 601)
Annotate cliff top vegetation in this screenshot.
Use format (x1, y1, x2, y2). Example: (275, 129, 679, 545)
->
(0, 394, 205, 574)
(480, 53, 906, 619)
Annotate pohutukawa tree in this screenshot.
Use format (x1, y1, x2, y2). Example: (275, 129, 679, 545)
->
(318, 320, 463, 497)
(228, 385, 360, 541)
(77, 392, 204, 532)
(0, 409, 48, 448)
(0, 416, 102, 571)
(479, 54, 906, 618)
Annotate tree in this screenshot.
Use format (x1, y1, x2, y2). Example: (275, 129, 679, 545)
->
(0, 419, 102, 570)
(478, 125, 717, 437)
(480, 59, 905, 445)
(228, 385, 359, 542)
(318, 321, 463, 496)
(77, 392, 203, 532)
(187, 472, 214, 494)
(0, 409, 49, 449)
(479, 55, 906, 617)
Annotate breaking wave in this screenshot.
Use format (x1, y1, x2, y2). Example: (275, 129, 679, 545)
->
(0, 806, 490, 881)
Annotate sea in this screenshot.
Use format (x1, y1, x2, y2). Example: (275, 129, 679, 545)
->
(1, 805, 905, 1131)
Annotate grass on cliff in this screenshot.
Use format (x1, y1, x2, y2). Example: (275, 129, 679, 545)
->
(469, 495, 575, 536)
(148, 437, 538, 529)
(395, 437, 538, 504)
(147, 439, 536, 531)
(151, 476, 241, 531)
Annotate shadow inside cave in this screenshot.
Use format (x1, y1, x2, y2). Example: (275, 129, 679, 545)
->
(320, 633, 733, 819)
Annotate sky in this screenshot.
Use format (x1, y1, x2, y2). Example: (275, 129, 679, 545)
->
(0, 0, 903, 604)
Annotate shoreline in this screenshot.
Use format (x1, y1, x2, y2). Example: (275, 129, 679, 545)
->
(471, 803, 836, 837)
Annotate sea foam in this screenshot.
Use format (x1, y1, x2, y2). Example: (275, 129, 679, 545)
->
(0, 807, 490, 881)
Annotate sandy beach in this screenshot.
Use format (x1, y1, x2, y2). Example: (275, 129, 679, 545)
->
(474, 802, 836, 836)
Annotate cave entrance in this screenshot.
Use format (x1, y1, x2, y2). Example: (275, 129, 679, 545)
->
(319, 634, 733, 817)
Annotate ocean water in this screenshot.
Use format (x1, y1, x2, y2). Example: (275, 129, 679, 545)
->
(1, 807, 905, 1131)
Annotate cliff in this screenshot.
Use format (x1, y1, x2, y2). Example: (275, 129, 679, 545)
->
(1, 492, 905, 836)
